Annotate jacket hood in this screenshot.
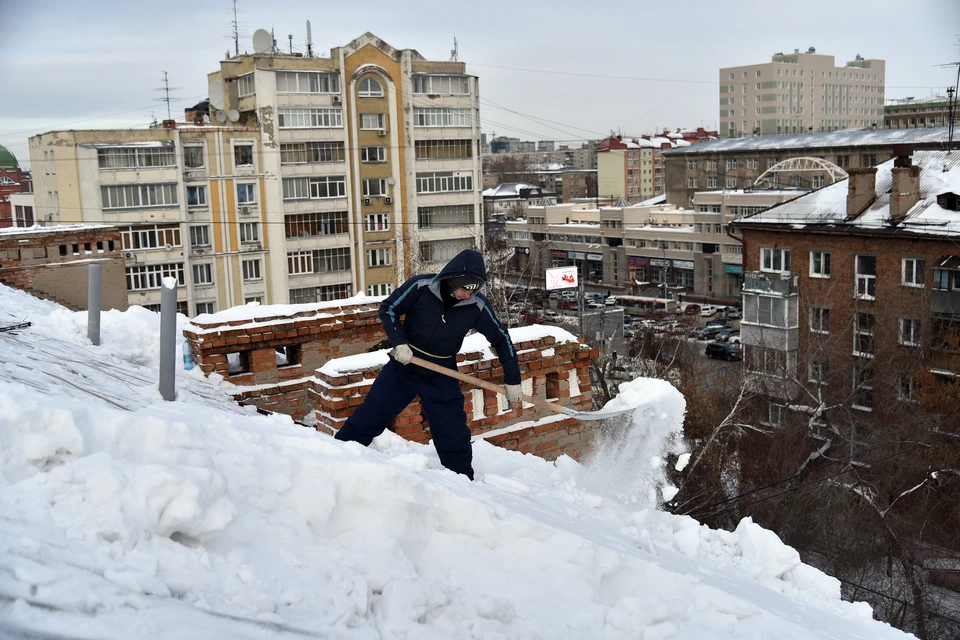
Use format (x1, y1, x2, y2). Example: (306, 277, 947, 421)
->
(436, 249, 487, 283)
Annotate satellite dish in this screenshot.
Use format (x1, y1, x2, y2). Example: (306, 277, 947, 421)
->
(227, 109, 240, 122)
(208, 79, 224, 110)
(215, 110, 227, 124)
(252, 29, 272, 54)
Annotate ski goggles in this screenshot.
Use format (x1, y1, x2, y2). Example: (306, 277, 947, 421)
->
(460, 282, 480, 291)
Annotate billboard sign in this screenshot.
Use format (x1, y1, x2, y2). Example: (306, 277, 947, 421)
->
(545, 266, 579, 290)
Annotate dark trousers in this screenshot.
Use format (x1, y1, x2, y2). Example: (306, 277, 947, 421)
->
(334, 358, 473, 479)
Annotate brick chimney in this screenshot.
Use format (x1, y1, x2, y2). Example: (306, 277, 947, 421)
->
(846, 168, 877, 220)
(890, 145, 921, 220)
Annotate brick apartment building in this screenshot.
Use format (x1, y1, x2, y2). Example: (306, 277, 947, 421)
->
(732, 147, 960, 427)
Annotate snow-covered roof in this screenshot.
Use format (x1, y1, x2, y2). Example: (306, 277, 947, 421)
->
(736, 150, 960, 235)
(662, 127, 951, 155)
(482, 182, 552, 198)
(0, 223, 116, 236)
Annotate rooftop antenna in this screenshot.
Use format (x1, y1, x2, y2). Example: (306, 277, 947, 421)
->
(230, 0, 241, 57)
(939, 43, 960, 151)
(288, 34, 293, 54)
(306, 20, 313, 57)
(154, 71, 181, 121)
(449, 36, 458, 62)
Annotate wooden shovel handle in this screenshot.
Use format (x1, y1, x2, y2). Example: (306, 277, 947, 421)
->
(408, 355, 570, 417)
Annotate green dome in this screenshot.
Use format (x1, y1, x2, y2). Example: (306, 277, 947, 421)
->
(0, 144, 19, 170)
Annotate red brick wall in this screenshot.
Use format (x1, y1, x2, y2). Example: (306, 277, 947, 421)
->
(184, 305, 603, 460)
(0, 227, 127, 311)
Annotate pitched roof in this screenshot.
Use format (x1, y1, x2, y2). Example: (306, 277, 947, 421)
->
(662, 127, 951, 155)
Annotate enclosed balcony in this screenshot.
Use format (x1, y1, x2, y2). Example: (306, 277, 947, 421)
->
(742, 270, 799, 297)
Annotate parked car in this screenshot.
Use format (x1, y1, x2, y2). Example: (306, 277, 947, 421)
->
(706, 318, 732, 328)
(699, 305, 718, 317)
(607, 365, 641, 381)
(524, 311, 544, 324)
(548, 291, 560, 300)
(694, 325, 727, 340)
(543, 310, 561, 321)
(586, 302, 604, 310)
(682, 304, 701, 316)
(604, 296, 619, 306)
(725, 307, 742, 319)
(558, 300, 578, 310)
(715, 328, 740, 342)
(560, 291, 577, 300)
(705, 341, 743, 361)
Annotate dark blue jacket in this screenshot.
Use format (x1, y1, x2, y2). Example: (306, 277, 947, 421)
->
(379, 249, 521, 385)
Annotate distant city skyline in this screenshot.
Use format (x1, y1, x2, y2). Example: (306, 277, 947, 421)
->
(2, 0, 958, 169)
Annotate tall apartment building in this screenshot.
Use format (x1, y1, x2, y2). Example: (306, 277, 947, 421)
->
(720, 48, 885, 138)
(596, 136, 682, 203)
(28, 32, 483, 315)
(210, 32, 482, 303)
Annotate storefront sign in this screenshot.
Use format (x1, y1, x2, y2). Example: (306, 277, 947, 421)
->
(672, 260, 695, 270)
(551, 250, 568, 258)
(568, 251, 585, 260)
(650, 258, 670, 267)
(628, 257, 648, 267)
(586, 253, 603, 261)
(725, 264, 743, 274)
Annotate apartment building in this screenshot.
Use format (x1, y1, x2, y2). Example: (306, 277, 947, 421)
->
(884, 95, 956, 129)
(29, 126, 264, 315)
(209, 32, 482, 303)
(596, 136, 683, 203)
(662, 126, 953, 207)
(719, 48, 885, 138)
(732, 148, 960, 422)
(27, 32, 482, 315)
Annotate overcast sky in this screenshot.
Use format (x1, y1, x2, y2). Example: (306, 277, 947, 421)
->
(2, 0, 958, 169)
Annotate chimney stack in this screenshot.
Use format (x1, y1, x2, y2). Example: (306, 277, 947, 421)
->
(846, 168, 877, 220)
(890, 145, 920, 220)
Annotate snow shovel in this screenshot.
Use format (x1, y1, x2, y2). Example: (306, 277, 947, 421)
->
(409, 356, 635, 421)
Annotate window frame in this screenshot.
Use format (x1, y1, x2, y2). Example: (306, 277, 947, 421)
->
(853, 312, 876, 358)
(358, 77, 384, 97)
(192, 263, 213, 286)
(810, 306, 830, 334)
(361, 146, 386, 163)
(241, 259, 262, 282)
(367, 247, 393, 268)
(236, 183, 256, 205)
(359, 113, 385, 130)
(760, 247, 791, 274)
(899, 318, 921, 347)
(901, 258, 925, 288)
(855, 254, 877, 300)
(809, 250, 831, 278)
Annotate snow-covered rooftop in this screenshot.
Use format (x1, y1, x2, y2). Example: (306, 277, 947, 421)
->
(0, 283, 915, 639)
(736, 150, 960, 235)
(662, 127, 951, 155)
(0, 223, 116, 236)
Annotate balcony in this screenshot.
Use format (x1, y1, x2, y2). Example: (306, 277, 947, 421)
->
(743, 270, 798, 296)
(932, 289, 960, 317)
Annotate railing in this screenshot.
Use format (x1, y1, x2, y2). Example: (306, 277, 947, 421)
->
(932, 289, 960, 316)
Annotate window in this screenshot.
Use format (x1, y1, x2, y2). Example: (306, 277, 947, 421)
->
(280, 141, 345, 164)
(236, 183, 256, 204)
(239, 222, 259, 244)
(277, 108, 343, 129)
(810, 307, 830, 334)
(861, 154, 877, 167)
(414, 140, 473, 159)
(897, 375, 918, 403)
(245, 297, 262, 305)
(360, 113, 385, 130)
(275, 71, 339, 93)
(899, 318, 921, 346)
(195, 302, 215, 316)
(192, 264, 213, 285)
(416, 171, 473, 194)
(126, 263, 184, 291)
(97, 147, 175, 169)
(855, 255, 876, 299)
(358, 77, 383, 97)
(706, 160, 717, 171)
(412, 75, 469, 95)
(361, 146, 386, 163)
(234, 145, 253, 167)
(101, 184, 178, 209)
(363, 178, 388, 197)
(289, 284, 353, 303)
(707, 177, 717, 188)
(809, 358, 828, 385)
(305, 176, 347, 199)
(810, 250, 831, 278)
(287, 248, 351, 275)
(852, 364, 874, 411)
(687, 160, 698, 170)
(760, 247, 791, 274)
(186, 186, 206, 207)
(368, 283, 393, 296)
(420, 238, 474, 263)
(902, 258, 925, 287)
(189, 225, 210, 247)
(367, 247, 392, 267)
(726, 159, 738, 170)
(365, 213, 390, 232)
(237, 73, 255, 97)
(183, 146, 204, 168)
(746, 345, 787, 376)
(284, 211, 348, 237)
(761, 403, 785, 427)
(687, 177, 697, 188)
(120, 224, 181, 250)
(413, 108, 471, 127)
(14, 205, 35, 226)
(242, 259, 261, 281)
(854, 312, 875, 357)
(725, 177, 736, 189)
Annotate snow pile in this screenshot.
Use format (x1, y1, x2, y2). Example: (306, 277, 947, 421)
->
(0, 284, 909, 639)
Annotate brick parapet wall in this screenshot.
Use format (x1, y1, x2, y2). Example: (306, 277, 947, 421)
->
(0, 227, 127, 311)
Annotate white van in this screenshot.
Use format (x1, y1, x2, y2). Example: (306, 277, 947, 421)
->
(699, 305, 718, 317)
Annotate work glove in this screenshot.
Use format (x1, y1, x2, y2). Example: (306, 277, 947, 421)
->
(505, 383, 523, 405)
(390, 344, 413, 365)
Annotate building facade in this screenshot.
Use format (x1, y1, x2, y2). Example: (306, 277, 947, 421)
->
(720, 49, 885, 138)
(884, 95, 955, 129)
(662, 127, 953, 207)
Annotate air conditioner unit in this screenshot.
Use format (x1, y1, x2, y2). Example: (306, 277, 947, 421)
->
(239, 205, 253, 215)
(164, 243, 173, 252)
(123, 251, 135, 260)
(332, 95, 342, 104)
(384, 196, 392, 204)
(363, 197, 372, 205)
(191, 248, 206, 257)
(377, 129, 386, 137)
